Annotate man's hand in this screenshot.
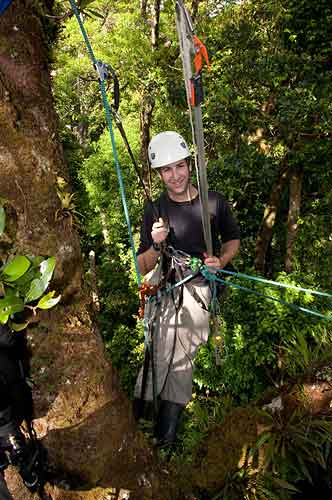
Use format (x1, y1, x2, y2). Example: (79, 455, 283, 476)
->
(204, 240, 240, 274)
(203, 253, 223, 273)
(151, 218, 169, 244)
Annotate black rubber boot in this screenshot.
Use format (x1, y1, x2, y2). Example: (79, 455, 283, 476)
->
(155, 400, 184, 447)
(0, 451, 8, 472)
(132, 398, 156, 422)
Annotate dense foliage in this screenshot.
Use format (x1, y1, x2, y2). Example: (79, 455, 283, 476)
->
(52, 0, 332, 495)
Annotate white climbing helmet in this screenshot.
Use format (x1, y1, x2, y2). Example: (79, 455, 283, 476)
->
(148, 131, 190, 168)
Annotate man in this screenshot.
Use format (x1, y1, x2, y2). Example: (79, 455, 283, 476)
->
(134, 131, 240, 446)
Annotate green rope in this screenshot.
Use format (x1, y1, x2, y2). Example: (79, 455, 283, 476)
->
(200, 267, 332, 322)
(217, 268, 332, 299)
(69, 0, 141, 287)
(144, 263, 331, 321)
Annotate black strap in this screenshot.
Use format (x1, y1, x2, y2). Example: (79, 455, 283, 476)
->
(158, 284, 184, 397)
(139, 297, 161, 421)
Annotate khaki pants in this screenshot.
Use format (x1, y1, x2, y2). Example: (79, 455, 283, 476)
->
(135, 283, 210, 405)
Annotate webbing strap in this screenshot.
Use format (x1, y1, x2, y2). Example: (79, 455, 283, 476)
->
(68, 0, 141, 287)
(175, 0, 213, 255)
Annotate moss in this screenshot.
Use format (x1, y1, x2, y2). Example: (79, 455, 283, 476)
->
(192, 407, 260, 493)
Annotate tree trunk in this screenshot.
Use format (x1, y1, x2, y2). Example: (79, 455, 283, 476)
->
(151, 0, 161, 49)
(191, 0, 201, 22)
(285, 167, 303, 273)
(141, 0, 148, 18)
(254, 162, 290, 274)
(0, 3, 166, 499)
(140, 94, 155, 196)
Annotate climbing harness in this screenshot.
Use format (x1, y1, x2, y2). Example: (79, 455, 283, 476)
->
(175, 0, 212, 256)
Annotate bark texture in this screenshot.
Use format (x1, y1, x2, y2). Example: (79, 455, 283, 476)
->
(285, 167, 303, 273)
(151, 0, 161, 49)
(0, 3, 169, 499)
(254, 162, 290, 274)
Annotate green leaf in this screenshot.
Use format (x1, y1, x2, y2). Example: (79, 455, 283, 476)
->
(0, 207, 5, 235)
(0, 296, 25, 324)
(85, 8, 104, 19)
(25, 278, 47, 303)
(272, 478, 299, 492)
(10, 321, 30, 331)
(12, 267, 42, 296)
(1, 256, 31, 283)
(253, 431, 271, 450)
(37, 291, 61, 310)
(0, 312, 9, 324)
(39, 257, 56, 287)
(79, 0, 96, 9)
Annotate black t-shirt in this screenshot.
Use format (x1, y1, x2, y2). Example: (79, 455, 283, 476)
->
(137, 191, 240, 257)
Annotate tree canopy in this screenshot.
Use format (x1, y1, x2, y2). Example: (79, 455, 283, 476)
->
(2, 0, 331, 497)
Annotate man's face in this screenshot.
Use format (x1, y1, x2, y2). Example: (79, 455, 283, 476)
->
(159, 159, 191, 197)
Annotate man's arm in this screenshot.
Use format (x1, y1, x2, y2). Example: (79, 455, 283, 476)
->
(137, 217, 169, 276)
(219, 239, 240, 268)
(137, 246, 161, 276)
(204, 239, 240, 271)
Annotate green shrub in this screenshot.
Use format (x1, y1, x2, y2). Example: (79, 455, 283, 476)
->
(194, 271, 332, 402)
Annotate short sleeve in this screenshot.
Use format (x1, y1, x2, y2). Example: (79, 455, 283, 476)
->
(216, 194, 240, 243)
(137, 201, 155, 255)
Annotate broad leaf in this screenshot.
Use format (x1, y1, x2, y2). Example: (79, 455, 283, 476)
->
(26, 256, 44, 267)
(2, 256, 31, 282)
(37, 291, 61, 310)
(0, 296, 25, 324)
(85, 8, 104, 19)
(0, 311, 9, 324)
(10, 321, 30, 331)
(25, 278, 47, 303)
(272, 478, 300, 492)
(0, 207, 5, 235)
(13, 267, 42, 296)
(40, 257, 56, 287)
(79, 0, 96, 10)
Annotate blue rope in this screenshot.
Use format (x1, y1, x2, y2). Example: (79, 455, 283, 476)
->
(200, 267, 332, 321)
(144, 265, 331, 321)
(217, 268, 332, 299)
(69, 0, 141, 287)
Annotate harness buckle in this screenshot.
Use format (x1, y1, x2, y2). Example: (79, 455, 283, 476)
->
(138, 283, 159, 319)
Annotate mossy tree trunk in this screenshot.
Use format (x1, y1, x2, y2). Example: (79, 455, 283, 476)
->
(0, 3, 162, 499)
(285, 167, 303, 273)
(254, 162, 290, 275)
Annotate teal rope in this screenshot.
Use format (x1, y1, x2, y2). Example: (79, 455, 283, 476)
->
(217, 268, 332, 299)
(144, 265, 331, 321)
(69, 0, 141, 287)
(201, 267, 332, 321)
